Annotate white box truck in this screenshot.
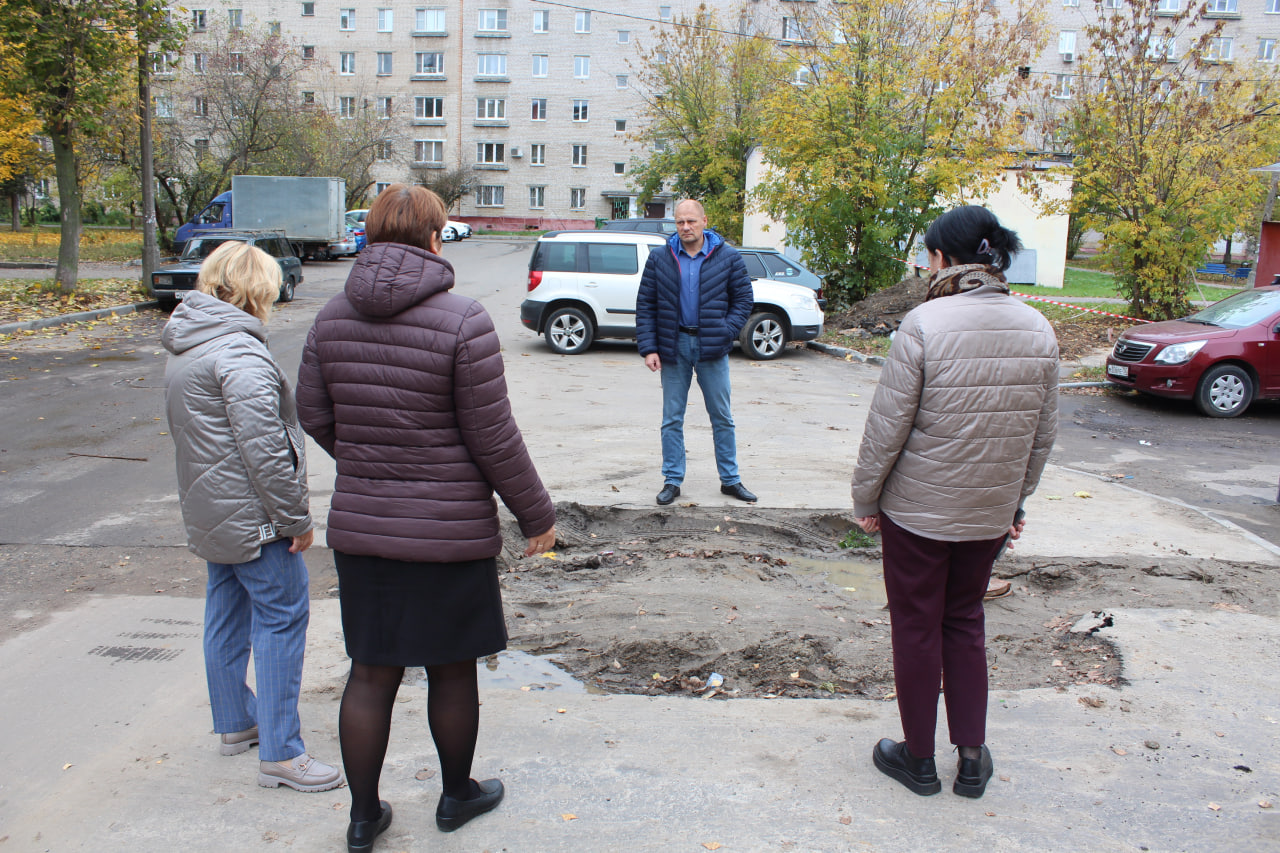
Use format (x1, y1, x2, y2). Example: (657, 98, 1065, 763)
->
(173, 176, 348, 260)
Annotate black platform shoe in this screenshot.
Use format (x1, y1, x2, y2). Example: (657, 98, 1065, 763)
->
(436, 778, 505, 832)
(954, 745, 994, 798)
(347, 800, 392, 853)
(872, 738, 942, 795)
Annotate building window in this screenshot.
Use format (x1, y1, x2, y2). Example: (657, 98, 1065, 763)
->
(616, 74, 628, 89)
(339, 96, 356, 118)
(1198, 81, 1215, 97)
(533, 9, 549, 31)
(478, 9, 508, 31)
(532, 54, 548, 77)
(1156, 0, 1179, 11)
(302, 45, 315, 60)
(376, 182, 392, 194)
(194, 138, 210, 160)
(571, 144, 587, 167)
(654, 138, 667, 152)
(1059, 31, 1076, 59)
(575, 10, 590, 32)
(416, 52, 444, 74)
(1260, 38, 1277, 61)
(477, 53, 507, 76)
(377, 52, 393, 75)
(573, 100, 589, 121)
(570, 188, 586, 209)
(415, 140, 444, 163)
(574, 56, 590, 78)
(1207, 36, 1233, 61)
(340, 52, 355, 74)
(150, 97, 171, 120)
(782, 17, 807, 41)
(377, 8, 393, 31)
(302, 2, 314, 16)
(530, 143, 545, 165)
(614, 119, 626, 132)
(529, 186, 545, 209)
(477, 97, 506, 119)
(376, 140, 393, 160)
(228, 8, 242, 29)
(340, 8, 355, 30)
(302, 91, 315, 105)
(194, 95, 209, 117)
(269, 21, 281, 35)
(477, 142, 505, 164)
(614, 162, 625, 175)
(477, 185, 505, 207)
(1206, 0, 1236, 11)
(617, 30, 630, 44)
(229, 98, 243, 118)
(1063, 0, 1078, 6)
(659, 6, 672, 22)
(1146, 35, 1176, 60)
(1051, 74, 1072, 99)
(377, 96, 393, 118)
(229, 53, 244, 74)
(1270, 0, 1280, 13)
(193, 52, 206, 73)
(416, 8, 445, 32)
(415, 96, 443, 118)
(531, 98, 547, 120)
(192, 9, 207, 30)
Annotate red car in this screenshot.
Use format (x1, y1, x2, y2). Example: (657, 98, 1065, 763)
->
(1105, 285, 1280, 417)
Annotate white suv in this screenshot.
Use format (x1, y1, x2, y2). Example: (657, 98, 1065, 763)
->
(520, 231, 823, 359)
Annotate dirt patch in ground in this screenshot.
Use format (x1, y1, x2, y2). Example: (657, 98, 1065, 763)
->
(497, 503, 1276, 701)
(825, 275, 1136, 362)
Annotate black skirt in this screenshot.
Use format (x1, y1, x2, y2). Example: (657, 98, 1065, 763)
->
(334, 550, 508, 667)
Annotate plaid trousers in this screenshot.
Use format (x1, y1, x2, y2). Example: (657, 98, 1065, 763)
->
(204, 538, 310, 762)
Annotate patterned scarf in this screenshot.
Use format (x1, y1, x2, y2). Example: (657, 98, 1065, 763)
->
(924, 263, 1010, 301)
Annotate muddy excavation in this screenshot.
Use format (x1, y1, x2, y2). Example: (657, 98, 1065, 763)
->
(497, 503, 1274, 701)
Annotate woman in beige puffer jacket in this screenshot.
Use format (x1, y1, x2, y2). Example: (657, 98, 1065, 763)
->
(852, 206, 1058, 800)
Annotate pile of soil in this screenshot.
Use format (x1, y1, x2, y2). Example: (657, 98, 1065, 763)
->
(497, 504, 1274, 701)
(825, 274, 1135, 362)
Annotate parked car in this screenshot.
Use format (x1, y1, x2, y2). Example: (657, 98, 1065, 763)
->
(598, 218, 678, 235)
(442, 220, 471, 242)
(345, 213, 367, 252)
(150, 229, 303, 308)
(519, 230, 823, 359)
(736, 248, 826, 307)
(1104, 285, 1280, 417)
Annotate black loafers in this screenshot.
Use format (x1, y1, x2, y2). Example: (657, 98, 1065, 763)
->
(720, 482, 757, 503)
(872, 738, 941, 795)
(656, 484, 680, 506)
(954, 745, 994, 798)
(436, 778, 504, 832)
(347, 800, 392, 853)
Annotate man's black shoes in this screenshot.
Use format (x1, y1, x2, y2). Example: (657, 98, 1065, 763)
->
(872, 738, 942, 796)
(656, 484, 681, 505)
(720, 482, 757, 503)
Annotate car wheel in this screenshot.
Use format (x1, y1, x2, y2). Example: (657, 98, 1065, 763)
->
(278, 276, 296, 304)
(544, 306, 594, 354)
(442, 226, 457, 242)
(739, 312, 787, 360)
(1194, 363, 1253, 417)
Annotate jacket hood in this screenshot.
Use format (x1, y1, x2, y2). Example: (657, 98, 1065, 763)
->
(162, 290, 266, 355)
(344, 242, 455, 318)
(666, 227, 724, 257)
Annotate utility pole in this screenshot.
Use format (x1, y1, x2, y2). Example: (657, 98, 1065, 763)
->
(138, 0, 160, 282)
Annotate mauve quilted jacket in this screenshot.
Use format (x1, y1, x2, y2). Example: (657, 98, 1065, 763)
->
(296, 242, 555, 563)
(635, 229, 753, 362)
(851, 282, 1059, 541)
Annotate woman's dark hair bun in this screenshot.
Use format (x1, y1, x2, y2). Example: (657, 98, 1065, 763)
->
(923, 205, 1022, 272)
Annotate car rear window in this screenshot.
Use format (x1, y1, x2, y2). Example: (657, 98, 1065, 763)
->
(587, 243, 639, 275)
(761, 254, 802, 278)
(532, 241, 578, 272)
(740, 253, 767, 279)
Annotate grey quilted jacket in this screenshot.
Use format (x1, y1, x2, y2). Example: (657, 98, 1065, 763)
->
(851, 282, 1059, 541)
(163, 291, 313, 564)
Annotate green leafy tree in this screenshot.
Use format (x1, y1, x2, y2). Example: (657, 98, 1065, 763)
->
(630, 3, 785, 242)
(753, 0, 1047, 302)
(1068, 0, 1280, 319)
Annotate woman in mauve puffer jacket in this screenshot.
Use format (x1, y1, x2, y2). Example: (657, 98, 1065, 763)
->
(296, 184, 554, 853)
(852, 206, 1058, 802)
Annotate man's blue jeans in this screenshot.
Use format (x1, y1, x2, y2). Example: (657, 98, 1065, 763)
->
(660, 332, 740, 486)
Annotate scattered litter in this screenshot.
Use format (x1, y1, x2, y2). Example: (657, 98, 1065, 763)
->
(706, 672, 724, 689)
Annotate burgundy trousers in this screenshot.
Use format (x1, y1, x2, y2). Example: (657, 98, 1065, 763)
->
(880, 513, 1005, 759)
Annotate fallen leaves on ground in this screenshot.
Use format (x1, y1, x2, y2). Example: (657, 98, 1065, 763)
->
(1, 277, 147, 325)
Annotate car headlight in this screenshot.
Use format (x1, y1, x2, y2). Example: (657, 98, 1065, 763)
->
(1153, 339, 1207, 365)
(154, 275, 172, 287)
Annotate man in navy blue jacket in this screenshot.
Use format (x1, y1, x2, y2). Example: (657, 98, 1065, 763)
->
(636, 199, 757, 506)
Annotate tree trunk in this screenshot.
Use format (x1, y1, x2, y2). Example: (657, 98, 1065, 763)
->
(9, 194, 18, 232)
(49, 124, 81, 295)
(1223, 236, 1232, 266)
(137, 35, 159, 281)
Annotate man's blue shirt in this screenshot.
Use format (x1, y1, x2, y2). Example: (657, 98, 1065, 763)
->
(678, 243, 708, 327)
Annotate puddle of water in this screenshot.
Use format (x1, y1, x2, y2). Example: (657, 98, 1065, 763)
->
(786, 555, 887, 605)
(416, 649, 594, 694)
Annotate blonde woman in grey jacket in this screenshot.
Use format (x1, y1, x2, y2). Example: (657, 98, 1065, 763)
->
(163, 241, 341, 793)
(852, 206, 1058, 800)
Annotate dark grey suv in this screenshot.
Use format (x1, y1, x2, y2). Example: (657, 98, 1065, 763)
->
(151, 229, 303, 308)
(736, 248, 825, 306)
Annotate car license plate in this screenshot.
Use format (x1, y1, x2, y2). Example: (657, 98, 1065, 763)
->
(1107, 364, 1128, 377)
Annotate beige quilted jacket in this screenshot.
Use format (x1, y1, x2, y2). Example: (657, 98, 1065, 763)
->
(851, 283, 1059, 541)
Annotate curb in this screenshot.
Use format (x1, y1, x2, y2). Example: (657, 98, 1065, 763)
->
(805, 340, 886, 365)
(0, 261, 56, 270)
(0, 301, 160, 336)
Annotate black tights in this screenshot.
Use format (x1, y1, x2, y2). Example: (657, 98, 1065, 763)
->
(339, 659, 480, 822)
